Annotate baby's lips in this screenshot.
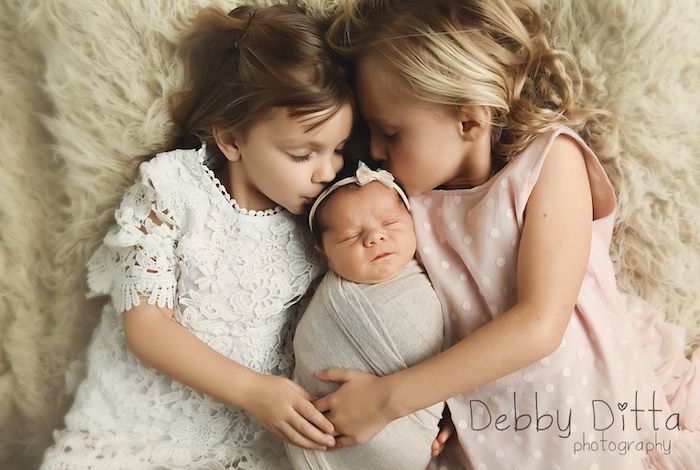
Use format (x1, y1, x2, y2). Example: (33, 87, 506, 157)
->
(371, 251, 391, 261)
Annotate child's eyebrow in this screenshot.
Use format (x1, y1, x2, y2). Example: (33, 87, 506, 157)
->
(278, 136, 351, 149)
(277, 139, 315, 148)
(325, 223, 358, 239)
(364, 117, 387, 125)
(326, 224, 351, 235)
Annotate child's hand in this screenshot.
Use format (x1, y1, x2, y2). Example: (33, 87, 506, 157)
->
(244, 374, 336, 450)
(431, 405, 455, 458)
(313, 368, 394, 448)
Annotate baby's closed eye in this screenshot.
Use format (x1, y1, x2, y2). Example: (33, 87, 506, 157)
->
(339, 233, 361, 243)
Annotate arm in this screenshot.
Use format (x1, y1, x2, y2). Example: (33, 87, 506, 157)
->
(315, 135, 593, 446)
(123, 303, 336, 450)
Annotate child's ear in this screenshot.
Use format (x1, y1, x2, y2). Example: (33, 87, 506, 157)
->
(212, 126, 241, 162)
(314, 244, 328, 260)
(457, 105, 491, 141)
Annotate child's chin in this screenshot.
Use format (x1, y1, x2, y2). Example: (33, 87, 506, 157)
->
(284, 204, 303, 216)
(363, 267, 402, 285)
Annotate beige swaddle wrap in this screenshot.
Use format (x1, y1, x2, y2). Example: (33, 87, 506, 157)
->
(287, 260, 444, 470)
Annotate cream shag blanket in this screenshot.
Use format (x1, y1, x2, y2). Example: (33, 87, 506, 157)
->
(0, 0, 698, 468)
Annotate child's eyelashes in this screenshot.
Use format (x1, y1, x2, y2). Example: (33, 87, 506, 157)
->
(288, 147, 344, 162)
(289, 152, 312, 162)
(339, 233, 360, 243)
(367, 124, 398, 143)
(375, 127, 398, 142)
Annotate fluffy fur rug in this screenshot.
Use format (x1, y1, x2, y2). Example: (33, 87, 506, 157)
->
(1, 0, 698, 468)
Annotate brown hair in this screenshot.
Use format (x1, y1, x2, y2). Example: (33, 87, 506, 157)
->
(168, 3, 354, 156)
(328, 0, 613, 165)
(309, 184, 360, 247)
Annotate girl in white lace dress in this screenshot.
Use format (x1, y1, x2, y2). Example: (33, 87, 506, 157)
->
(41, 5, 354, 469)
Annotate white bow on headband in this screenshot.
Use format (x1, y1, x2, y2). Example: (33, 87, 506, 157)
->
(308, 161, 411, 234)
(355, 162, 395, 186)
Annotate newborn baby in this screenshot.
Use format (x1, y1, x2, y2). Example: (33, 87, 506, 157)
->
(286, 162, 444, 470)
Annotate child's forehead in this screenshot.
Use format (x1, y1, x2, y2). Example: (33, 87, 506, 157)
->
(266, 105, 351, 132)
(322, 182, 406, 221)
(356, 53, 405, 95)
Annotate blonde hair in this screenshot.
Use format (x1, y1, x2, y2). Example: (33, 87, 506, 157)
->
(169, 4, 354, 155)
(328, 0, 611, 164)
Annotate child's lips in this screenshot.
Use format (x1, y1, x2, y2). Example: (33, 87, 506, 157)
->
(372, 252, 391, 261)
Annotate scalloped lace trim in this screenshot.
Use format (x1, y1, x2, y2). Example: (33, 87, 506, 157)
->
(198, 147, 283, 217)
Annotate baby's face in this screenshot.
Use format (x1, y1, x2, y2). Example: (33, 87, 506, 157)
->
(318, 181, 416, 284)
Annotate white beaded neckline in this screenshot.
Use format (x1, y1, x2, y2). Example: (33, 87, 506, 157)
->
(197, 146, 283, 217)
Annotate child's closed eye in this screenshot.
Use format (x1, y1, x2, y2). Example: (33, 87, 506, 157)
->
(289, 152, 312, 162)
(339, 233, 361, 243)
(383, 132, 398, 142)
(369, 124, 398, 143)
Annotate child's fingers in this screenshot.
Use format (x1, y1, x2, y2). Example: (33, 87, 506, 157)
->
(430, 423, 453, 457)
(314, 368, 352, 384)
(290, 410, 336, 448)
(286, 379, 315, 402)
(278, 422, 328, 451)
(296, 399, 335, 435)
(431, 438, 443, 451)
(292, 404, 336, 445)
(313, 395, 331, 413)
(437, 428, 451, 443)
(431, 440, 446, 457)
(331, 434, 358, 449)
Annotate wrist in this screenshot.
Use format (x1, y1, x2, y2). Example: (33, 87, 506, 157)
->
(382, 372, 412, 420)
(228, 369, 265, 411)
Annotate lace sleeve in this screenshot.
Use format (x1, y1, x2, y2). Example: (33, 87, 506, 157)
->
(87, 166, 180, 314)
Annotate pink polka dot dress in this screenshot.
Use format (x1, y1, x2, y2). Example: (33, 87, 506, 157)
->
(411, 128, 699, 469)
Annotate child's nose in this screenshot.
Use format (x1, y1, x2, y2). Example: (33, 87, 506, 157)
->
(364, 228, 386, 246)
(312, 157, 337, 184)
(369, 137, 387, 162)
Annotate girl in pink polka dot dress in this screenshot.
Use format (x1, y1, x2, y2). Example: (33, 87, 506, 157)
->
(312, 1, 700, 468)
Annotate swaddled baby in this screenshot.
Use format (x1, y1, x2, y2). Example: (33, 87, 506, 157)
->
(286, 162, 444, 470)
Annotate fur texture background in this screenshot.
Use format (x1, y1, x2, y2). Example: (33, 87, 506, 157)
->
(0, 0, 698, 468)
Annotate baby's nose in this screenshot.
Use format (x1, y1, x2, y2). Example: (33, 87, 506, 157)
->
(364, 229, 386, 246)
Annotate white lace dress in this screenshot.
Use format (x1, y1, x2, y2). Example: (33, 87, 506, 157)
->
(41, 147, 322, 470)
